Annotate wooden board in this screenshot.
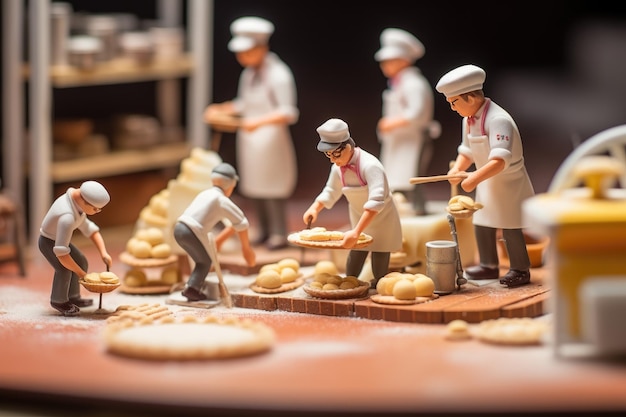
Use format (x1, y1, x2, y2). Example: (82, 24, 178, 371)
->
(230, 266, 550, 324)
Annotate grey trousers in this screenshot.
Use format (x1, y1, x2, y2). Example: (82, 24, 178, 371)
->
(346, 250, 390, 282)
(173, 222, 212, 291)
(253, 198, 287, 239)
(475, 225, 530, 271)
(38, 236, 88, 303)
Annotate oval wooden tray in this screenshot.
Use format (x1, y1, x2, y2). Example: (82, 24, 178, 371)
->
(370, 293, 439, 305)
(287, 233, 372, 249)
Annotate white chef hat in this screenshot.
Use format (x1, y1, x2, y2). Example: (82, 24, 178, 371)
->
(374, 28, 425, 63)
(228, 16, 274, 53)
(316, 118, 351, 152)
(79, 180, 110, 209)
(436, 64, 486, 97)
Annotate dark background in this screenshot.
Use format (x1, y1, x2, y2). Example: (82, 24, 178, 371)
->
(3, 0, 626, 219)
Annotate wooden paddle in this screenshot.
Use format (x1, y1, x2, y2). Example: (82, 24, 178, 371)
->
(207, 232, 232, 308)
(409, 173, 468, 185)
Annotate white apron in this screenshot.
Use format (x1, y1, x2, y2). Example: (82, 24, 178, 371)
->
(342, 185, 403, 253)
(469, 102, 534, 229)
(378, 68, 433, 191)
(236, 77, 297, 199)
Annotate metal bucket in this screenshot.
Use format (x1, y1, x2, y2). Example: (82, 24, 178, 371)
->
(426, 240, 458, 295)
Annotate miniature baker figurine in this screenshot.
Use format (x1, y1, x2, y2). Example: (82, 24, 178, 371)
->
(436, 64, 535, 287)
(303, 118, 403, 288)
(375, 28, 438, 215)
(174, 163, 256, 302)
(38, 180, 112, 316)
(204, 16, 299, 250)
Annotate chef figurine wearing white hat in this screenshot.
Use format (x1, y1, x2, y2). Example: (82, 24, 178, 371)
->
(203, 16, 299, 250)
(436, 64, 535, 288)
(303, 118, 403, 288)
(39, 181, 113, 316)
(375, 28, 438, 215)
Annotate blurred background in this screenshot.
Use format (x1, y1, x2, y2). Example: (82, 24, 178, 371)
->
(1, 0, 626, 232)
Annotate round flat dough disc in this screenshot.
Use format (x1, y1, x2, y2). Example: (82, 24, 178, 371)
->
(104, 317, 275, 360)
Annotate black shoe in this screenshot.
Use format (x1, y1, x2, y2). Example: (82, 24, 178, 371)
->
(51, 301, 80, 317)
(69, 297, 93, 307)
(251, 234, 269, 246)
(182, 286, 207, 301)
(463, 265, 499, 280)
(500, 270, 531, 288)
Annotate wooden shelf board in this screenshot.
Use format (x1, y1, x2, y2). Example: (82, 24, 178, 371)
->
(50, 142, 192, 183)
(23, 54, 194, 88)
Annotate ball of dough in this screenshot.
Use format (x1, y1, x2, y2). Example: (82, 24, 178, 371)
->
(393, 278, 417, 300)
(143, 227, 165, 246)
(413, 275, 435, 297)
(259, 263, 281, 274)
(314, 260, 338, 276)
(84, 272, 101, 283)
(126, 237, 141, 254)
(445, 319, 472, 341)
(150, 243, 171, 259)
(131, 240, 152, 258)
(322, 283, 339, 290)
(280, 267, 298, 283)
(99, 271, 120, 284)
(256, 270, 282, 289)
(278, 257, 300, 272)
(339, 280, 356, 289)
(124, 269, 147, 287)
(160, 266, 179, 285)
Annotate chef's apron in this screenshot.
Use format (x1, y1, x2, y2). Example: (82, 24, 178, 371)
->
(236, 78, 297, 199)
(469, 102, 533, 229)
(379, 89, 423, 192)
(342, 185, 403, 253)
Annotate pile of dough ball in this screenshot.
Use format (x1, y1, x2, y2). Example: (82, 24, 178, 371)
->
(254, 258, 301, 289)
(139, 189, 169, 228)
(126, 227, 172, 259)
(123, 265, 180, 288)
(375, 271, 435, 300)
(447, 195, 483, 213)
(309, 274, 361, 291)
(84, 271, 120, 285)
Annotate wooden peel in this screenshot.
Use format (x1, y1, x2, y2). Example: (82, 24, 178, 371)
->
(409, 173, 468, 185)
(207, 233, 232, 308)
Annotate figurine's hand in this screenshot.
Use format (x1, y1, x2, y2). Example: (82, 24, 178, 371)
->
(240, 118, 261, 132)
(102, 253, 113, 270)
(303, 211, 317, 225)
(341, 230, 359, 249)
(461, 173, 479, 192)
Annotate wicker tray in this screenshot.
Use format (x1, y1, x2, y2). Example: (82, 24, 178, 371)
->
(303, 280, 371, 299)
(287, 233, 373, 249)
(79, 280, 120, 294)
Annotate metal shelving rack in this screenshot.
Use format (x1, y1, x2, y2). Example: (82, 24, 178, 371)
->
(2, 0, 213, 247)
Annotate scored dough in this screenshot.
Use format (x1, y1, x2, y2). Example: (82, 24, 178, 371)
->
(104, 315, 275, 360)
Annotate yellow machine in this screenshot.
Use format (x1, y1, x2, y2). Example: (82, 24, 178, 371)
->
(524, 125, 626, 358)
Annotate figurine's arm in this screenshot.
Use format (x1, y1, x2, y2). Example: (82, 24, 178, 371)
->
(57, 253, 87, 279)
(461, 158, 505, 193)
(343, 208, 376, 248)
(215, 226, 235, 250)
(203, 101, 237, 123)
(303, 200, 324, 226)
(89, 230, 112, 270)
(237, 229, 256, 267)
